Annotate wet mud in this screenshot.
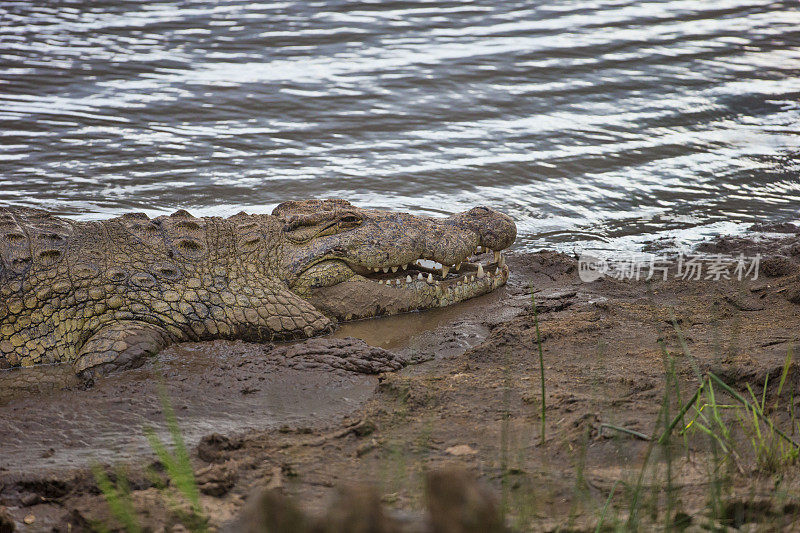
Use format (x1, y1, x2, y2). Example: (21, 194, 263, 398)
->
(2, 230, 800, 531)
(0, 282, 511, 480)
(0, 339, 388, 475)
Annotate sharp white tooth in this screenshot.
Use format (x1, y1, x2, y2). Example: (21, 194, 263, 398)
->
(406, 275, 412, 283)
(495, 267, 501, 275)
(494, 251, 501, 263)
(377, 280, 383, 284)
(427, 273, 433, 283)
(383, 267, 389, 273)
(470, 275, 475, 282)
(455, 262, 461, 271)
(457, 281, 462, 286)
(402, 264, 408, 270)
(391, 266, 398, 273)
(417, 273, 423, 280)
(476, 246, 482, 254)
(396, 278, 402, 285)
(442, 265, 450, 278)
(477, 264, 485, 278)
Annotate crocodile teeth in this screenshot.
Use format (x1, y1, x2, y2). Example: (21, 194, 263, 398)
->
(396, 278, 402, 285)
(391, 266, 398, 273)
(427, 273, 433, 283)
(495, 267, 501, 275)
(441, 265, 450, 278)
(455, 262, 461, 271)
(470, 275, 475, 282)
(476, 246, 482, 254)
(417, 272, 423, 280)
(477, 264, 485, 278)
(494, 251, 501, 263)
(402, 264, 408, 270)
(383, 267, 389, 273)
(406, 275, 412, 283)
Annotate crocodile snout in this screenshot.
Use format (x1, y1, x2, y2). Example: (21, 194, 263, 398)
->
(447, 206, 517, 252)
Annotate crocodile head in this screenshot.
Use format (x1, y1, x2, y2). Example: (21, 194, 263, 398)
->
(273, 199, 516, 321)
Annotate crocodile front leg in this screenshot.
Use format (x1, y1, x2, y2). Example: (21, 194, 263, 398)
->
(207, 288, 336, 342)
(74, 321, 173, 378)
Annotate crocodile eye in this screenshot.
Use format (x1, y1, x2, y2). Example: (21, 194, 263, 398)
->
(340, 215, 360, 225)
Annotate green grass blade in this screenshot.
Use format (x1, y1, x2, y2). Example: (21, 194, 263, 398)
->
(777, 346, 793, 397)
(659, 382, 704, 445)
(530, 286, 546, 446)
(709, 373, 800, 450)
(156, 384, 202, 513)
(91, 463, 142, 533)
(594, 480, 619, 533)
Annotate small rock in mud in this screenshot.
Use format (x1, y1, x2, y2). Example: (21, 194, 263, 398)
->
(760, 255, 798, 277)
(787, 289, 800, 306)
(19, 493, 43, 507)
(196, 461, 238, 497)
(445, 444, 477, 456)
(197, 433, 243, 464)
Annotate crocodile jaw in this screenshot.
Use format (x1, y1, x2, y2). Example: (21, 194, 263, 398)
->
(304, 252, 510, 321)
(275, 200, 517, 322)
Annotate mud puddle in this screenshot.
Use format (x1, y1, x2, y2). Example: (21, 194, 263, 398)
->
(334, 285, 512, 357)
(0, 342, 377, 475)
(0, 285, 512, 476)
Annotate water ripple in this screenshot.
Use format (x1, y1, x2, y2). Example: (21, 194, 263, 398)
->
(0, 0, 798, 250)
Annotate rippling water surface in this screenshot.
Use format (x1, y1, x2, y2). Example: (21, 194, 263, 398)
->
(1, 0, 799, 251)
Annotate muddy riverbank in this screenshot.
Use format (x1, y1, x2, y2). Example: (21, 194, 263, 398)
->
(2, 227, 800, 531)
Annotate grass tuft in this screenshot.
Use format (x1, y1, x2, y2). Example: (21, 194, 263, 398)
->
(91, 464, 141, 533)
(95, 382, 206, 531)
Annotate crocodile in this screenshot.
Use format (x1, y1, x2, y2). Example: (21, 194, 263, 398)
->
(0, 199, 515, 377)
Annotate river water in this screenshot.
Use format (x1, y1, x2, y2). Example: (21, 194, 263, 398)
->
(1, 0, 799, 252)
